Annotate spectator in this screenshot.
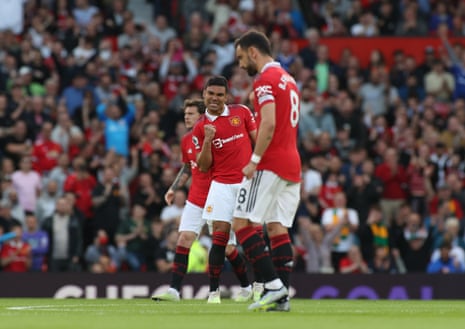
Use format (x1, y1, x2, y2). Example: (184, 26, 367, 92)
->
(92, 166, 126, 244)
(375, 147, 409, 225)
(2, 120, 31, 168)
(376, 0, 397, 36)
(358, 205, 389, 263)
(51, 110, 83, 153)
(350, 10, 378, 37)
(0, 199, 22, 233)
(96, 97, 135, 157)
(339, 245, 370, 274)
(439, 24, 465, 100)
(42, 197, 82, 272)
(392, 211, 433, 273)
(72, 0, 99, 30)
(45, 153, 71, 196)
(133, 172, 163, 220)
(0, 223, 31, 272)
(395, 4, 428, 36)
(155, 227, 178, 273)
(22, 212, 48, 272)
(63, 156, 97, 221)
(35, 180, 60, 225)
(298, 216, 345, 273)
(424, 59, 455, 102)
(368, 245, 398, 273)
(209, 27, 235, 75)
(427, 240, 464, 274)
(160, 189, 186, 224)
(84, 229, 119, 273)
(147, 15, 177, 51)
(321, 191, 359, 272)
(11, 156, 41, 213)
(429, 183, 464, 222)
(31, 122, 62, 175)
(299, 96, 336, 140)
(432, 217, 465, 262)
(115, 203, 150, 271)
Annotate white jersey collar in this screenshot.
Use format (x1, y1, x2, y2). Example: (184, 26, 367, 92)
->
(205, 104, 230, 121)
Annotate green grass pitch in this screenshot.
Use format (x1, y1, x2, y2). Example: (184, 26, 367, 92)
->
(1, 298, 465, 329)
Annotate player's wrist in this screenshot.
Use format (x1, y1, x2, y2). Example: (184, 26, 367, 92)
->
(250, 153, 261, 164)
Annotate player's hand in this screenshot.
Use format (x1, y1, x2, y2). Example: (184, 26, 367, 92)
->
(204, 124, 216, 141)
(164, 189, 174, 205)
(242, 162, 257, 180)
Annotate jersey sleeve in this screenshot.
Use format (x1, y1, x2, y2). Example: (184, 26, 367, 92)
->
(180, 135, 192, 165)
(243, 106, 257, 133)
(191, 121, 204, 153)
(253, 78, 276, 108)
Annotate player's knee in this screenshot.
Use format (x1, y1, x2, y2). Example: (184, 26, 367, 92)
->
(177, 232, 196, 248)
(232, 217, 248, 232)
(212, 221, 230, 233)
(266, 222, 287, 237)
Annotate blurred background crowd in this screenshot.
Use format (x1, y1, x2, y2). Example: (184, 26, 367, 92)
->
(1, 0, 465, 275)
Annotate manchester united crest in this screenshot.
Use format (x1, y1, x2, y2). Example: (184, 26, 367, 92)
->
(230, 116, 241, 126)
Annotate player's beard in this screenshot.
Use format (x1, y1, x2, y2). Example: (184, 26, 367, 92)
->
(245, 56, 258, 76)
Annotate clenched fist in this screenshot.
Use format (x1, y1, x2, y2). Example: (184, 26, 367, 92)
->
(204, 124, 216, 141)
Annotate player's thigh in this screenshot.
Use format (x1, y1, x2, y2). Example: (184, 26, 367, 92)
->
(234, 170, 280, 222)
(264, 181, 301, 228)
(179, 201, 205, 235)
(203, 180, 240, 223)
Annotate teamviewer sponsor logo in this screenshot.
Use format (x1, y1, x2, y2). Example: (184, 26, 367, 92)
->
(211, 133, 244, 148)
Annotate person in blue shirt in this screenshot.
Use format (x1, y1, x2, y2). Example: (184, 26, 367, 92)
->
(96, 96, 135, 157)
(439, 23, 465, 100)
(427, 241, 465, 274)
(22, 212, 49, 272)
(61, 73, 99, 118)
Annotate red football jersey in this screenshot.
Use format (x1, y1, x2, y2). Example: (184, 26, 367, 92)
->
(181, 130, 212, 207)
(192, 104, 256, 184)
(253, 62, 301, 183)
(0, 240, 31, 272)
(31, 140, 62, 174)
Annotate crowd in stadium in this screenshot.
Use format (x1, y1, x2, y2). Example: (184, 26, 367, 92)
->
(1, 0, 465, 275)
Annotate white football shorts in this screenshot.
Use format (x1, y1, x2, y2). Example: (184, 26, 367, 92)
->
(233, 170, 301, 228)
(202, 180, 241, 223)
(178, 201, 206, 235)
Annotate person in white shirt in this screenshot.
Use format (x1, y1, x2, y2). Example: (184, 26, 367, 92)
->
(160, 189, 186, 224)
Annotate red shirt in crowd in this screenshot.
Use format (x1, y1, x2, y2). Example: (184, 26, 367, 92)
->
(0, 240, 31, 272)
(192, 104, 256, 184)
(31, 139, 62, 174)
(429, 197, 464, 220)
(181, 130, 211, 207)
(375, 163, 408, 199)
(252, 61, 302, 183)
(64, 173, 97, 218)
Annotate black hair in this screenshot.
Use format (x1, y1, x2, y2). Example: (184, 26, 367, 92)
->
(234, 30, 272, 57)
(204, 76, 229, 93)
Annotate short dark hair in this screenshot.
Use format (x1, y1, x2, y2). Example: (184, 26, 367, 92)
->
(183, 99, 205, 114)
(234, 30, 272, 56)
(204, 76, 229, 93)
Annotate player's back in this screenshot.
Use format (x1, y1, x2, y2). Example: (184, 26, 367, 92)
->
(253, 62, 301, 183)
